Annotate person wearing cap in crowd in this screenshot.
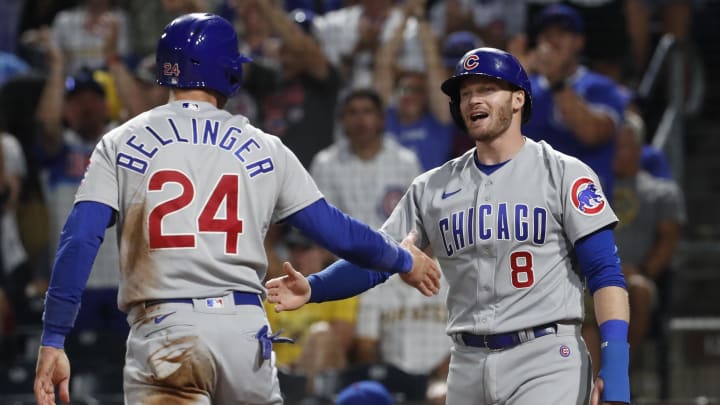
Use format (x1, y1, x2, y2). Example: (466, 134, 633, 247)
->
(335, 380, 394, 405)
(34, 25, 126, 359)
(264, 227, 360, 396)
(520, 3, 625, 199)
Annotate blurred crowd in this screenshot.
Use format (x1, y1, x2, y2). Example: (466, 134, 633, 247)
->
(0, 0, 700, 403)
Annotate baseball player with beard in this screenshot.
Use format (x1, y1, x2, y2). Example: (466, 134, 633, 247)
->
(268, 48, 631, 405)
(33, 13, 441, 405)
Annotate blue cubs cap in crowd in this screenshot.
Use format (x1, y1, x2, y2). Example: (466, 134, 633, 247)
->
(442, 31, 484, 68)
(335, 380, 394, 405)
(65, 67, 105, 97)
(536, 4, 584, 34)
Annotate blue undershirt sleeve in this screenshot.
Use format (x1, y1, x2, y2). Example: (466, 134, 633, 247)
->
(284, 198, 412, 274)
(41, 201, 115, 348)
(575, 227, 627, 294)
(307, 260, 393, 303)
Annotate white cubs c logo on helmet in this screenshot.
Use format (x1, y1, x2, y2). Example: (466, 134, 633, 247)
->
(463, 54, 480, 70)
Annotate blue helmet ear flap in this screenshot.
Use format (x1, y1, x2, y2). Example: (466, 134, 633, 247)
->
(449, 98, 466, 132)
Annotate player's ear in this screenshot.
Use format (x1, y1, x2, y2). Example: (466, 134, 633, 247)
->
(512, 90, 525, 114)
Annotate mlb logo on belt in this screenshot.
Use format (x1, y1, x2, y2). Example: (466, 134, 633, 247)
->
(571, 177, 606, 215)
(205, 298, 225, 308)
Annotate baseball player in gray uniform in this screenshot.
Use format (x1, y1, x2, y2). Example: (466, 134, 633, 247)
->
(33, 13, 441, 405)
(267, 48, 631, 405)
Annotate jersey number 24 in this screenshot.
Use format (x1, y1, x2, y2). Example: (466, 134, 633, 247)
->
(147, 170, 244, 254)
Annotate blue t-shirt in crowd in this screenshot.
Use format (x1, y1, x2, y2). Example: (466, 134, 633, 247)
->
(385, 107, 454, 171)
(523, 66, 625, 197)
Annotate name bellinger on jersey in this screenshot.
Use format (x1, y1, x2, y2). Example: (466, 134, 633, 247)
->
(438, 203, 547, 256)
(115, 108, 274, 178)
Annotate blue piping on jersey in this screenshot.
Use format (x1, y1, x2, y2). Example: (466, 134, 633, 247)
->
(473, 151, 510, 175)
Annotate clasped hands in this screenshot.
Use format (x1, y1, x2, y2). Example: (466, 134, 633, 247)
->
(266, 230, 442, 312)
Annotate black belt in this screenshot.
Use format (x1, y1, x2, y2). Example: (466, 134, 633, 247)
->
(460, 323, 557, 350)
(145, 291, 261, 308)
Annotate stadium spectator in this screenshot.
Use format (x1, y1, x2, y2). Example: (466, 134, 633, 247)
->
(123, 0, 209, 62)
(428, 0, 526, 49)
(312, 0, 425, 91)
(249, 2, 342, 168)
(102, 13, 168, 121)
(310, 88, 421, 230)
(0, 72, 51, 333)
(50, 0, 130, 74)
(521, 3, 625, 198)
(374, 0, 454, 171)
(524, 0, 630, 82)
(0, 113, 30, 363)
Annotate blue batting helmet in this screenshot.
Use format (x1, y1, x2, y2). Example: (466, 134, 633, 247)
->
(156, 13, 252, 98)
(440, 47, 532, 130)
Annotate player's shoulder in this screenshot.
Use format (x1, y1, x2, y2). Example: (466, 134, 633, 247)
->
(526, 138, 596, 175)
(411, 148, 474, 189)
(530, 138, 580, 163)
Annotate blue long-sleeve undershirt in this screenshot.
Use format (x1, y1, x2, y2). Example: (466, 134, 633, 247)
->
(576, 227, 626, 294)
(284, 199, 411, 273)
(41, 201, 113, 348)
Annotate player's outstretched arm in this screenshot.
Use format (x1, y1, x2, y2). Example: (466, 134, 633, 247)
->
(34, 346, 71, 405)
(266, 231, 441, 312)
(285, 198, 439, 278)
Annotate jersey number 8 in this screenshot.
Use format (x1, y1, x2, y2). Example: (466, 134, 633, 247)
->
(510, 251, 535, 289)
(147, 170, 244, 254)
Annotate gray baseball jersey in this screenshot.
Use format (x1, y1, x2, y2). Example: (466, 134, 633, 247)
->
(75, 100, 322, 312)
(380, 138, 618, 335)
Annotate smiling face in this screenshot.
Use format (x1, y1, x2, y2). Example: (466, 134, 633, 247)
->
(458, 75, 524, 142)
